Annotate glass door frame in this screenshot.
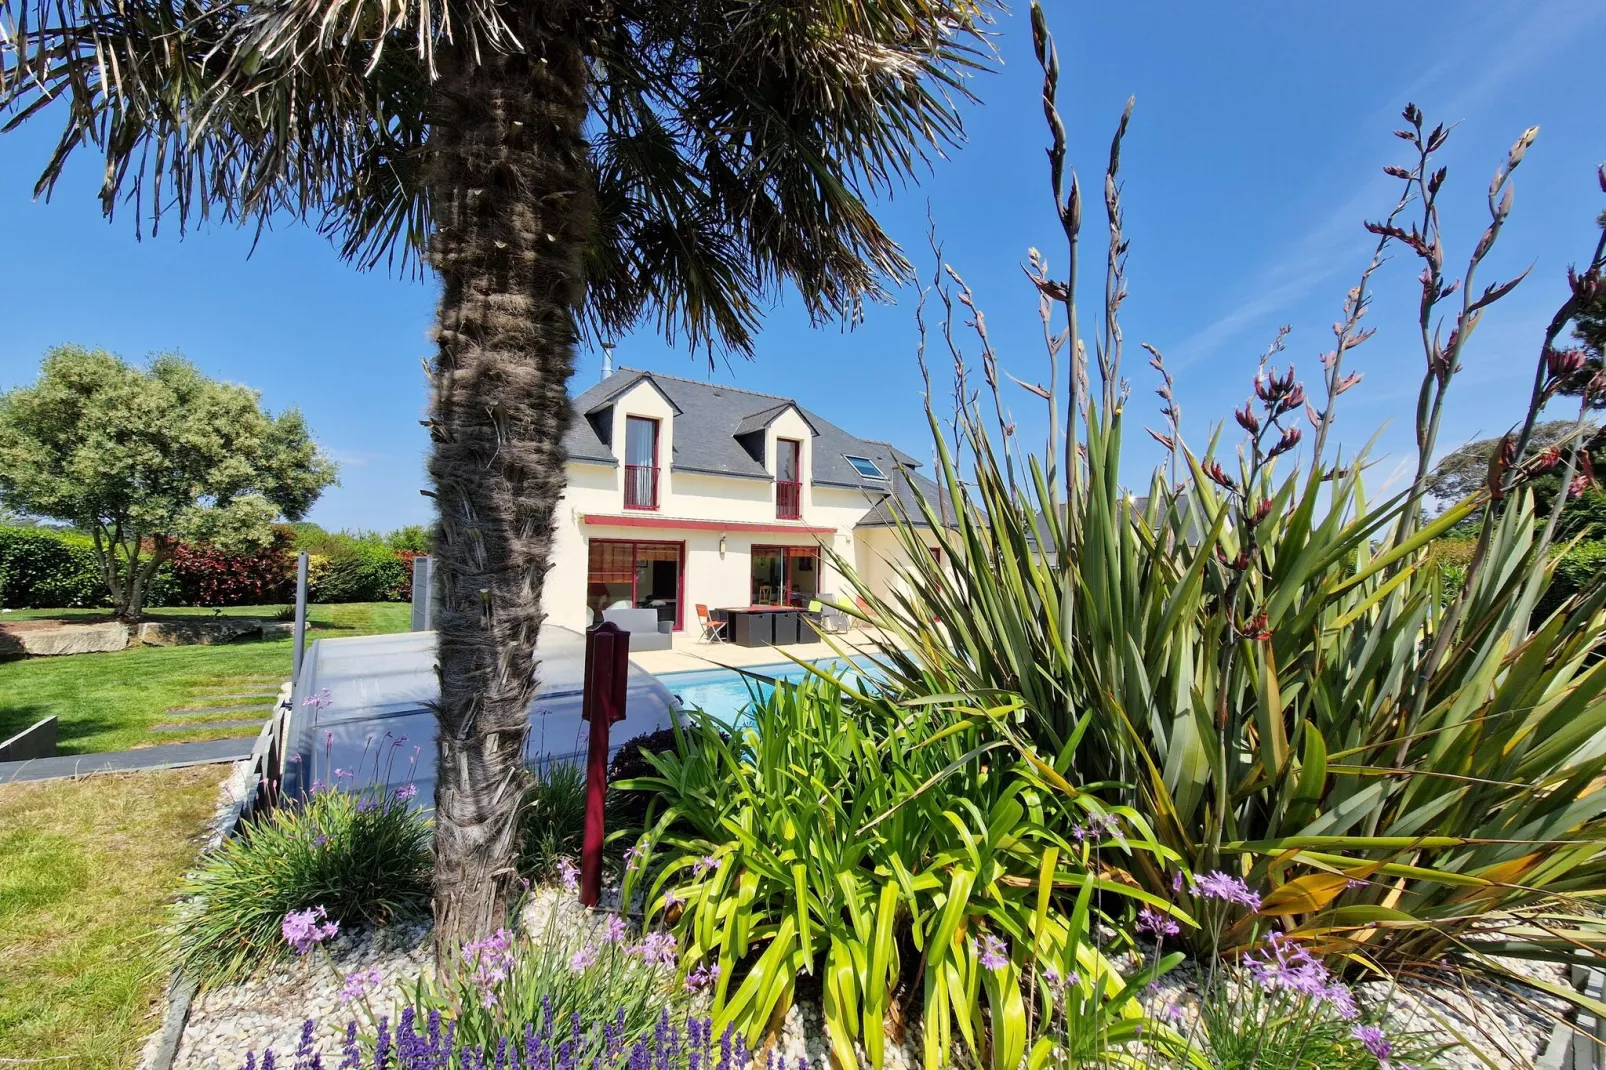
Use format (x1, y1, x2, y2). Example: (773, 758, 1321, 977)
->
(750, 544, 821, 606)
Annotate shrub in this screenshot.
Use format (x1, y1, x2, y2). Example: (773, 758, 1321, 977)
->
(0, 525, 105, 607)
(177, 785, 432, 984)
(312, 541, 410, 603)
(386, 524, 433, 553)
(407, 902, 689, 1055)
(168, 527, 296, 606)
(618, 676, 1174, 1070)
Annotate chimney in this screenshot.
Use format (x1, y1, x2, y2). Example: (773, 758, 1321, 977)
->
(600, 342, 615, 382)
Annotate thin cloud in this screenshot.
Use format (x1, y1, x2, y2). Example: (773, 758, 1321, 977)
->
(1169, 1, 1603, 371)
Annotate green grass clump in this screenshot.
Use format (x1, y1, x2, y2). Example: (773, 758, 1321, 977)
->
(0, 767, 218, 1068)
(517, 762, 588, 883)
(177, 786, 431, 985)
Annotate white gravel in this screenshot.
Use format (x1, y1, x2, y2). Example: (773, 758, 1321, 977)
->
(164, 922, 432, 1070)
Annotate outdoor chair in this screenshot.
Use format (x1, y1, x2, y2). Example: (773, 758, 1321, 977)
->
(695, 604, 729, 644)
(806, 599, 851, 635)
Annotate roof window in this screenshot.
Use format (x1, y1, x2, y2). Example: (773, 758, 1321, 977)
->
(845, 455, 887, 479)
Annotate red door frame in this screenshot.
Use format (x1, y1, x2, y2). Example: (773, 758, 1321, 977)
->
(751, 544, 821, 606)
(587, 537, 686, 631)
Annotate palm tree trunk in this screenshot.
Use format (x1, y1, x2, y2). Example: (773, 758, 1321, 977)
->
(424, 12, 592, 955)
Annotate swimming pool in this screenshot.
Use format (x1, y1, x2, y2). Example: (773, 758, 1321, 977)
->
(654, 656, 878, 724)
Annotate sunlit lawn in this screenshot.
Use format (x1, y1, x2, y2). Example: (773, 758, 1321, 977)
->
(0, 767, 217, 1068)
(0, 603, 410, 754)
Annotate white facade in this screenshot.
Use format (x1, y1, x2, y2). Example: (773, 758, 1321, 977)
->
(547, 373, 944, 633)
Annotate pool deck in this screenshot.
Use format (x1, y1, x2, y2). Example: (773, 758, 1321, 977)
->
(628, 628, 892, 676)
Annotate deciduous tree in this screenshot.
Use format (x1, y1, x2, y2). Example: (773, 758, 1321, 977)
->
(0, 346, 337, 620)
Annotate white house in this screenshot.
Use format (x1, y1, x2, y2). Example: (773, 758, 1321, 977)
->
(546, 367, 947, 635)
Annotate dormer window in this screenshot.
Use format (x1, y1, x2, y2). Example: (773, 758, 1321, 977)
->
(776, 438, 802, 519)
(845, 455, 886, 480)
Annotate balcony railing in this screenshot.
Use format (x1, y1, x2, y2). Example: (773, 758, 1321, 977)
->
(776, 479, 802, 519)
(625, 465, 659, 510)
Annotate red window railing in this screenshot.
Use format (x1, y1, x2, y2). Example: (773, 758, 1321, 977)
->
(625, 465, 659, 510)
(776, 480, 802, 519)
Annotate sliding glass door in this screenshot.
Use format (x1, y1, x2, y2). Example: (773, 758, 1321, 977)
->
(751, 545, 820, 606)
(586, 539, 683, 628)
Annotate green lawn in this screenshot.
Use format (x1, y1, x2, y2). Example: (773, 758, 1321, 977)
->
(0, 766, 218, 1068)
(0, 602, 410, 754)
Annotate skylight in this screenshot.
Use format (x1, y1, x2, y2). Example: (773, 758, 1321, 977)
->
(845, 455, 887, 480)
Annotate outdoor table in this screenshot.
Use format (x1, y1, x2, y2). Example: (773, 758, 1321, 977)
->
(723, 606, 803, 647)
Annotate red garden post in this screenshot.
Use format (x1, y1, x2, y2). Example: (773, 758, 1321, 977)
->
(580, 621, 630, 907)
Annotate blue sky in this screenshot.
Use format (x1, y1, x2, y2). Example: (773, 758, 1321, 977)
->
(2, 0, 1602, 531)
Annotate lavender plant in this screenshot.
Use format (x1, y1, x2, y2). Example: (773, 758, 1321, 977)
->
(242, 1008, 775, 1070)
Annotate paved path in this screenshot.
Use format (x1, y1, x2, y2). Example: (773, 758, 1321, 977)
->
(0, 736, 257, 784)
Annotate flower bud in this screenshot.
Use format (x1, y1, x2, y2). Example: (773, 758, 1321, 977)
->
(1547, 346, 1586, 383)
(1267, 426, 1303, 459)
(1235, 404, 1260, 435)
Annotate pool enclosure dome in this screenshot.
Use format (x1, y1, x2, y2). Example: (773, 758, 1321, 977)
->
(278, 627, 680, 804)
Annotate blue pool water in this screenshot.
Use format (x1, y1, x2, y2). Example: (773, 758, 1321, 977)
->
(654, 656, 878, 724)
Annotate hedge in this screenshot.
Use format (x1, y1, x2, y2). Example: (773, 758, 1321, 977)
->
(0, 526, 108, 608)
(0, 525, 420, 609)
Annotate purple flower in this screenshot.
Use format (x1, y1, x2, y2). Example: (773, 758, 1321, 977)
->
(1136, 907, 1180, 937)
(1346, 877, 1367, 889)
(1244, 932, 1333, 1001)
(1324, 982, 1360, 1020)
(339, 966, 383, 1003)
(1162, 1003, 1185, 1024)
(662, 889, 686, 911)
(393, 783, 418, 802)
(1351, 1025, 1389, 1059)
(685, 963, 720, 991)
(302, 689, 333, 711)
(464, 929, 516, 1007)
(332, 767, 352, 779)
(976, 934, 1008, 971)
(1072, 812, 1123, 844)
(623, 845, 646, 872)
(312, 834, 329, 848)
(357, 797, 378, 812)
(602, 915, 628, 944)
(631, 931, 678, 968)
(569, 945, 599, 972)
(281, 907, 339, 955)
(556, 857, 580, 892)
(693, 854, 720, 877)
(1190, 871, 1263, 911)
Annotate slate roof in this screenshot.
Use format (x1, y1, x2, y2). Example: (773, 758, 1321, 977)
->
(565, 368, 947, 528)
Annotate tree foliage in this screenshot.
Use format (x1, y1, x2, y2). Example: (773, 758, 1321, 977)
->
(0, 346, 338, 619)
(1425, 419, 1593, 504)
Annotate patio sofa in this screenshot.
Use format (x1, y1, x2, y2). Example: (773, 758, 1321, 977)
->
(600, 607, 674, 651)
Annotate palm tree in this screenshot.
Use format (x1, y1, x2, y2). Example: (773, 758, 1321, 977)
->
(2, 0, 993, 948)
